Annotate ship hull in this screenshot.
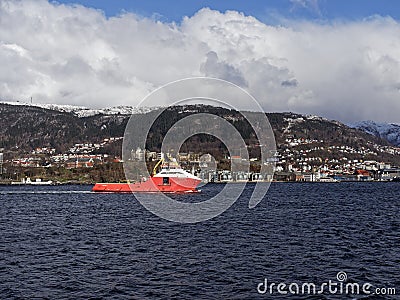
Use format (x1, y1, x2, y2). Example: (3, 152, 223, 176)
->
(92, 177, 201, 193)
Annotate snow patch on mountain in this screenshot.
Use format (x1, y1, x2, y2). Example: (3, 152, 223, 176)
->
(349, 120, 400, 146)
(0, 101, 160, 117)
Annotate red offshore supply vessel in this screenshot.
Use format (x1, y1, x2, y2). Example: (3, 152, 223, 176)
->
(92, 159, 202, 193)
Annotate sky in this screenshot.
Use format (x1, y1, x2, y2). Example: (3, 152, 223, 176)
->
(1, 0, 400, 123)
(55, 0, 400, 24)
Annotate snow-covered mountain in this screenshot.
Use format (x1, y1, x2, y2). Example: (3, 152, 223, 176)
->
(349, 120, 400, 146)
(0, 101, 160, 117)
(3, 100, 400, 147)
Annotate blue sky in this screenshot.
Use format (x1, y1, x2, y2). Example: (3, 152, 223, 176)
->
(56, 0, 400, 23)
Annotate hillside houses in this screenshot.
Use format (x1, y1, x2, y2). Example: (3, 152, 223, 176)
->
(2, 138, 399, 182)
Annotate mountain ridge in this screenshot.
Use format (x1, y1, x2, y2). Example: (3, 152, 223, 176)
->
(349, 120, 400, 147)
(3, 99, 400, 149)
(0, 100, 160, 118)
(0, 102, 399, 167)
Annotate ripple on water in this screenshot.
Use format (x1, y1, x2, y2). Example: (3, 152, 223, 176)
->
(0, 183, 399, 299)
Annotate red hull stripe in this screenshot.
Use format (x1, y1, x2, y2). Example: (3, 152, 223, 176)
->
(92, 177, 201, 193)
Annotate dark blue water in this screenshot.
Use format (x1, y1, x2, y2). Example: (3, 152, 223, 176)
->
(0, 183, 399, 299)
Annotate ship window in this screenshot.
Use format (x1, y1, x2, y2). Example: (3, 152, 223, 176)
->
(163, 177, 169, 185)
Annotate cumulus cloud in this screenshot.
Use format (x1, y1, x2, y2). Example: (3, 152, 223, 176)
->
(1, 0, 400, 123)
(200, 51, 248, 87)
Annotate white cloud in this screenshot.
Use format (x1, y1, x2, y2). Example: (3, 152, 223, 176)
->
(200, 51, 248, 87)
(1, 1, 400, 123)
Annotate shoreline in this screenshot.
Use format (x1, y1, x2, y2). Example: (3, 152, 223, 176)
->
(0, 180, 398, 186)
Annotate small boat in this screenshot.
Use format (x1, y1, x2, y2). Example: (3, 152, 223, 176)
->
(92, 158, 201, 193)
(318, 177, 338, 182)
(11, 177, 54, 185)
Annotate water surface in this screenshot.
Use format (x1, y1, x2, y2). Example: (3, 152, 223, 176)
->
(1, 183, 399, 299)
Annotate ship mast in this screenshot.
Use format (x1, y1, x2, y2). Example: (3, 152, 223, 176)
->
(152, 158, 164, 176)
